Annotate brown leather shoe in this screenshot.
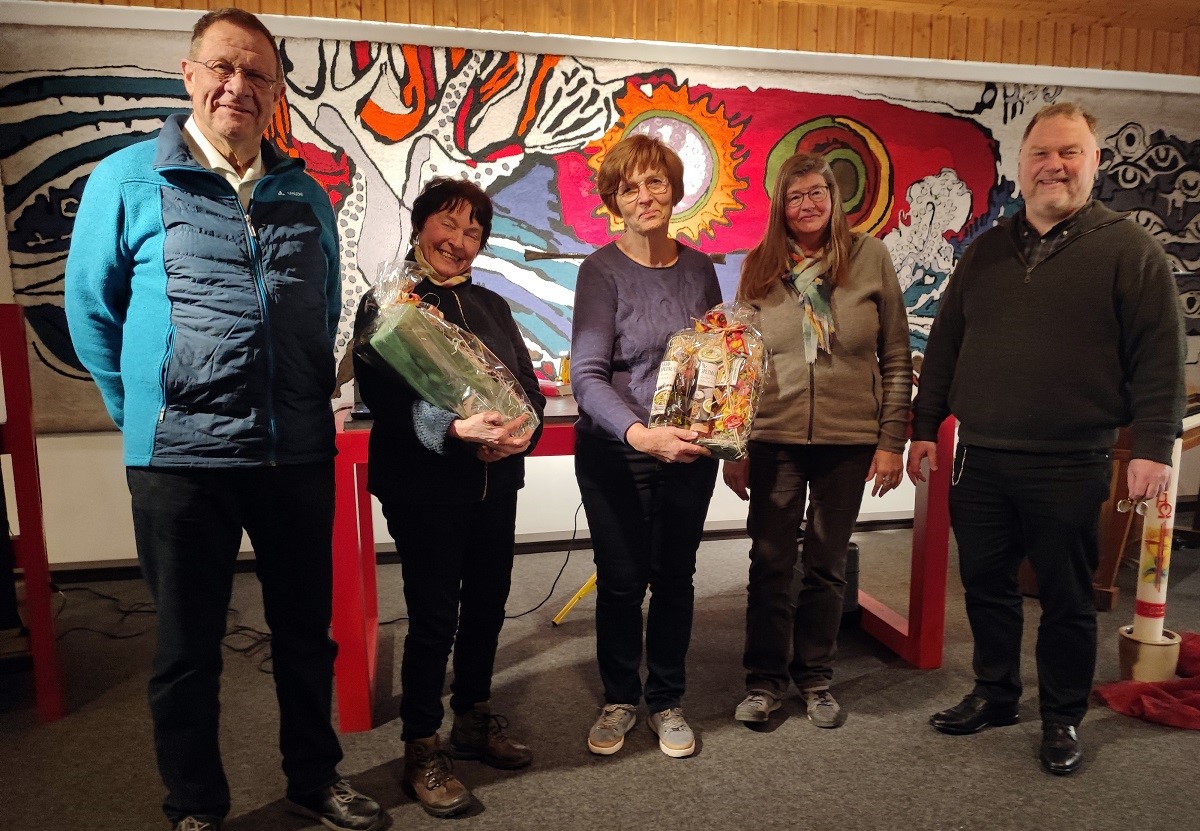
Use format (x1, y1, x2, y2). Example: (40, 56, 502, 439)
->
(402, 736, 473, 818)
(448, 703, 533, 769)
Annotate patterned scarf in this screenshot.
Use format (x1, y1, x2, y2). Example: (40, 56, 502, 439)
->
(783, 241, 834, 363)
(412, 243, 471, 287)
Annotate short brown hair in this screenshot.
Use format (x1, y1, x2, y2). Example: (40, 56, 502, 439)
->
(595, 133, 685, 215)
(189, 7, 283, 78)
(1021, 102, 1097, 144)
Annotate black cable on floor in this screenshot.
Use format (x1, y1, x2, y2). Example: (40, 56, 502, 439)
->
(505, 502, 584, 620)
(54, 585, 268, 670)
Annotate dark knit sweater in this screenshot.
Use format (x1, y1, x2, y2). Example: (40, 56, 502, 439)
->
(912, 201, 1185, 464)
(353, 276, 545, 505)
(571, 242, 723, 442)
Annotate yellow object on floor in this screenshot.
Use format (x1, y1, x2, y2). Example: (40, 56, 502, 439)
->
(551, 573, 597, 626)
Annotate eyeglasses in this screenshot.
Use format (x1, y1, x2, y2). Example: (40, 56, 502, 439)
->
(785, 185, 831, 209)
(1116, 498, 1148, 516)
(615, 176, 671, 203)
(191, 59, 279, 91)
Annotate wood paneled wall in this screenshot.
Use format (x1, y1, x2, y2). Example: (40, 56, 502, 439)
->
(48, 0, 1200, 76)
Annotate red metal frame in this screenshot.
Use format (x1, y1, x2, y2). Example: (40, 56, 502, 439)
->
(858, 416, 955, 669)
(0, 304, 65, 722)
(331, 413, 956, 731)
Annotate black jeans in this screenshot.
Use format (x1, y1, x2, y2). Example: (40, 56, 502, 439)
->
(744, 442, 875, 694)
(949, 445, 1111, 726)
(0, 473, 20, 630)
(575, 432, 718, 712)
(127, 463, 343, 824)
(381, 495, 518, 742)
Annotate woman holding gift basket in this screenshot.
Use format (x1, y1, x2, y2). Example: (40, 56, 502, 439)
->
(572, 134, 723, 759)
(352, 178, 544, 817)
(723, 152, 912, 729)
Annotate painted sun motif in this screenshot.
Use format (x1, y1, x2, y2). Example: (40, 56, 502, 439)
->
(586, 81, 747, 243)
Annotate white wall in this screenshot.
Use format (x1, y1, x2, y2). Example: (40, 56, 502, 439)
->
(31, 431, 917, 566)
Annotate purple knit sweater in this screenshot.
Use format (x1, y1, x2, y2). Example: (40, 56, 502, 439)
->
(571, 242, 723, 442)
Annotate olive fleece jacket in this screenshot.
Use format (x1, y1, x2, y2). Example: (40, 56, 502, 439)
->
(912, 201, 1185, 463)
(749, 233, 913, 453)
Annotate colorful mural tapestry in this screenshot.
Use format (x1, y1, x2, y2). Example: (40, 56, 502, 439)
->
(2, 13, 1198, 431)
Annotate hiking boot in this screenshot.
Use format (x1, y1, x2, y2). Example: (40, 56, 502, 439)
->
(402, 735, 473, 818)
(734, 690, 781, 724)
(448, 702, 532, 769)
(586, 703, 637, 755)
(647, 707, 696, 757)
(803, 689, 846, 728)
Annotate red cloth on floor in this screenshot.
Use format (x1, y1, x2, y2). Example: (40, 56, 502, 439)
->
(1095, 631, 1200, 730)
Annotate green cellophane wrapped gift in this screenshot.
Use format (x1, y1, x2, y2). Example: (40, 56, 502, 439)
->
(356, 284, 538, 436)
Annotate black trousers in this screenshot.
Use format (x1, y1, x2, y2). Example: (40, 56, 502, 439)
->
(127, 463, 343, 825)
(949, 445, 1111, 726)
(575, 432, 718, 712)
(744, 442, 875, 694)
(0, 472, 20, 630)
(380, 494, 518, 742)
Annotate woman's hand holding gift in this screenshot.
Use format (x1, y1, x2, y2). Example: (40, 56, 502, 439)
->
(625, 423, 712, 464)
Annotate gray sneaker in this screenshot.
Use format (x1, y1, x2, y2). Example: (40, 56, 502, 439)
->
(587, 704, 637, 755)
(735, 690, 781, 723)
(647, 707, 696, 757)
(803, 689, 846, 728)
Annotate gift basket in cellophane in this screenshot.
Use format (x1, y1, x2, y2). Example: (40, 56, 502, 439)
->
(647, 303, 769, 460)
(353, 261, 539, 436)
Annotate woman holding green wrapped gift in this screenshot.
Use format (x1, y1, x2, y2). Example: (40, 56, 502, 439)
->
(723, 152, 912, 730)
(352, 178, 544, 818)
(572, 134, 722, 760)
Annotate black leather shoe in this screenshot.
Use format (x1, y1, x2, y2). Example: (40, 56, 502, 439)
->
(929, 693, 1020, 735)
(287, 780, 388, 831)
(1040, 723, 1083, 775)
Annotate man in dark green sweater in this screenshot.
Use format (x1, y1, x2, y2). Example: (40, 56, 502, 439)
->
(906, 102, 1185, 776)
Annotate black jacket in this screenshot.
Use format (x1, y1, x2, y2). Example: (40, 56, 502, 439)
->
(913, 201, 1185, 463)
(353, 275, 545, 505)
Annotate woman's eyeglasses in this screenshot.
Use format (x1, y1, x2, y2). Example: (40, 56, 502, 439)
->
(616, 176, 671, 203)
(785, 185, 831, 209)
(191, 59, 279, 91)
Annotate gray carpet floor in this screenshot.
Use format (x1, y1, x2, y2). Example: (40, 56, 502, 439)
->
(2, 528, 1197, 831)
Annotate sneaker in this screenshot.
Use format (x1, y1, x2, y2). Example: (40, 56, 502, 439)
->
(647, 707, 696, 758)
(173, 819, 220, 831)
(802, 689, 846, 728)
(286, 779, 387, 831)
(734, 690, 781, 724)
(587, 703, 637, 755)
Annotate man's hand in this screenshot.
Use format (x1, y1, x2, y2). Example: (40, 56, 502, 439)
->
(906, 441, 939, 484)
(1127, 458, 1172, 502)
(625, 423, 711, 463)
(723, 458, 749, 500)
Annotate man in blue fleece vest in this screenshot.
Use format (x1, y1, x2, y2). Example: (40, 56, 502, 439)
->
(65, 9, 384, 831)
(907, 102, 1185, 777)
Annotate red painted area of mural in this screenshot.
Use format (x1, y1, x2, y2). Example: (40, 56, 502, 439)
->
(555, 84, 998, 251)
